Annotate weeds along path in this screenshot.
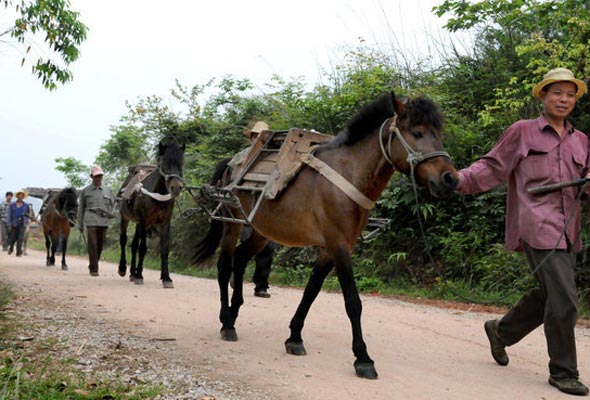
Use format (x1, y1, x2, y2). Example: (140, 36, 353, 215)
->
(1, 249, 589, 399)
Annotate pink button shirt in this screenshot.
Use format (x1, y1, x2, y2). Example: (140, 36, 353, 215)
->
(457, 115, 590, 252)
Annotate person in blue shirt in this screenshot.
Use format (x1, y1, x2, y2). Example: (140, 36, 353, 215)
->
(6, 190, 32, 257)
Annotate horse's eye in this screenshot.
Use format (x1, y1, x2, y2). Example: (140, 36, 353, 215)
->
(411, 131, 423, 139)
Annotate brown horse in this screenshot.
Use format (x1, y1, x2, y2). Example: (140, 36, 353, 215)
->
(118, 140, 184, 288)
(193, 91, 459, 379)
(41, 188, 78, 269)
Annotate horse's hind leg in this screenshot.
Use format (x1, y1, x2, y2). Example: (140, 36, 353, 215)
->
(217, 223, 241, 341)
(159, 221, 173, 288)
(285, 249, 333, 356)
(129, 225, 140, 282)
(229, 235, 264, 322)
(333, 246, 377, 379)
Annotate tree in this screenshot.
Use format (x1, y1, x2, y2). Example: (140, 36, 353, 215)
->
(2, 0, 88, 90)
(54, 156, 88, 188)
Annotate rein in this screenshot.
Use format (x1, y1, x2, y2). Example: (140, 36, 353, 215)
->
(393, 118, 588, 303)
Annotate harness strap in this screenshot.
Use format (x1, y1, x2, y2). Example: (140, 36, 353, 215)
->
(139, 185, 173, 202)
(300, 153, 376, 210)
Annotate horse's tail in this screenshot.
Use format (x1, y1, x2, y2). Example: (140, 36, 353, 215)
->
(192, 219, 223, 265)
(192, 156, 232, 265)
(210, 156, 232, 187)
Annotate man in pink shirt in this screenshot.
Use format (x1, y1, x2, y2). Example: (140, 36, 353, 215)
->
(457, 68, 590, 396)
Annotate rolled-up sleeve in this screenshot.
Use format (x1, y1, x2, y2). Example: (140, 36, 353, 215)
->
(457, 121, 526, 195)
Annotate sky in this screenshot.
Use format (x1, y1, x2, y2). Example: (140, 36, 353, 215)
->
(0, 0, 463, 199)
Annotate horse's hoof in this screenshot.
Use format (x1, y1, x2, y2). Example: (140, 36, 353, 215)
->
(162, 281, 174, 289)
(220, 328, 238, 342)
(61, 265, 68, 271)
(354, 361, 378, 379)
(46, 262, 53, 267)
(285, 340, 307, 356)
(129, 275, 135, 282)
(134, 278, 144, 285)
(118, 267, 126, 277)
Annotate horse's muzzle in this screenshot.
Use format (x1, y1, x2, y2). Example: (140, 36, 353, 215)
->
(168, 179, 183, 198)
(429, 171, 459, 199)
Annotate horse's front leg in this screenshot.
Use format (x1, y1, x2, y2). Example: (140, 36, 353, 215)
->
(285, 250, 333, 356)
(44, 232, 53, 266)
(60, 232, 69, 270)
(134, 220, 147, 285)
(118, 217, 129, 277)
(49, 232, 58, 266)
(333, 246, 377, 379)
(159, 221, 173, 288)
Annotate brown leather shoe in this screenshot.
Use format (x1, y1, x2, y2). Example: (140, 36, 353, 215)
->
(484, 319, 509, 366)
(549, 377, 589, 396)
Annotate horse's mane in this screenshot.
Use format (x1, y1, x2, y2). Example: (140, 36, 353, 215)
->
(406, 97, 444, 131)
(326, 93, 394, 148)
(43, 187, 77, 217)
(156, 140, 185, 166)
(57, 187, 78, 210)
(61, 187, 77, 197)
(325, 92, 444, 149)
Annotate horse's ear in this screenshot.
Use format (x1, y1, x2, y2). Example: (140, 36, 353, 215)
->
(391, 91, 407, 118)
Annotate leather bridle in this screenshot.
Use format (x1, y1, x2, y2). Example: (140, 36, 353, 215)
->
(378, 114, 451, 171)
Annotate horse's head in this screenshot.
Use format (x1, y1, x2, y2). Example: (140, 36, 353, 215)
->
(384, 92, 459, 198)
(156, 140, 185, 198)
(57, 187, 79, 226)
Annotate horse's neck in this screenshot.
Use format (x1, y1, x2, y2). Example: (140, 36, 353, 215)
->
(327, 133, 394, 202)
(143, 169, 167, 194)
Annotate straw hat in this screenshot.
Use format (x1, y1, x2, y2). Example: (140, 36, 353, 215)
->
(15, 189, 27, 198)
(90, 165, 104, 176)
(243, 121, 269, 137)
(532, 68, 587, 99)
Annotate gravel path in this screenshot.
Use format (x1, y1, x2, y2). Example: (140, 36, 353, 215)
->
(1, 249, 589, 399)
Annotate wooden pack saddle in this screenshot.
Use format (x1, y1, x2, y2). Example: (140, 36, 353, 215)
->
(229, 128, 333, 200)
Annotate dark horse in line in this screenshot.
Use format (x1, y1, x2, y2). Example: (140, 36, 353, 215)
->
(41, 187, 78, 270)
(118, 140, 185, 288)
(193, 91, 459, 379)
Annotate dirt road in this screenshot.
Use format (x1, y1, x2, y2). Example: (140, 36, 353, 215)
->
(1, 249, 589, 399)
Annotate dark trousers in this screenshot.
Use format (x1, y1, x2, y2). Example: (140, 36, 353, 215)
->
(253, 241, 275, 292)
(498, 242, 579, 380)
(87, 226, 108, 272)
(1, 222, 9, 250)
(8, 223, 25, 255)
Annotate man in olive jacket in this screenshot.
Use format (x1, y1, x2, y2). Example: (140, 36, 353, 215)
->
(78, 165, 116, 276)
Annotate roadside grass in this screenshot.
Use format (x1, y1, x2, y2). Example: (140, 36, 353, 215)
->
(0, 280, 163, 400)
